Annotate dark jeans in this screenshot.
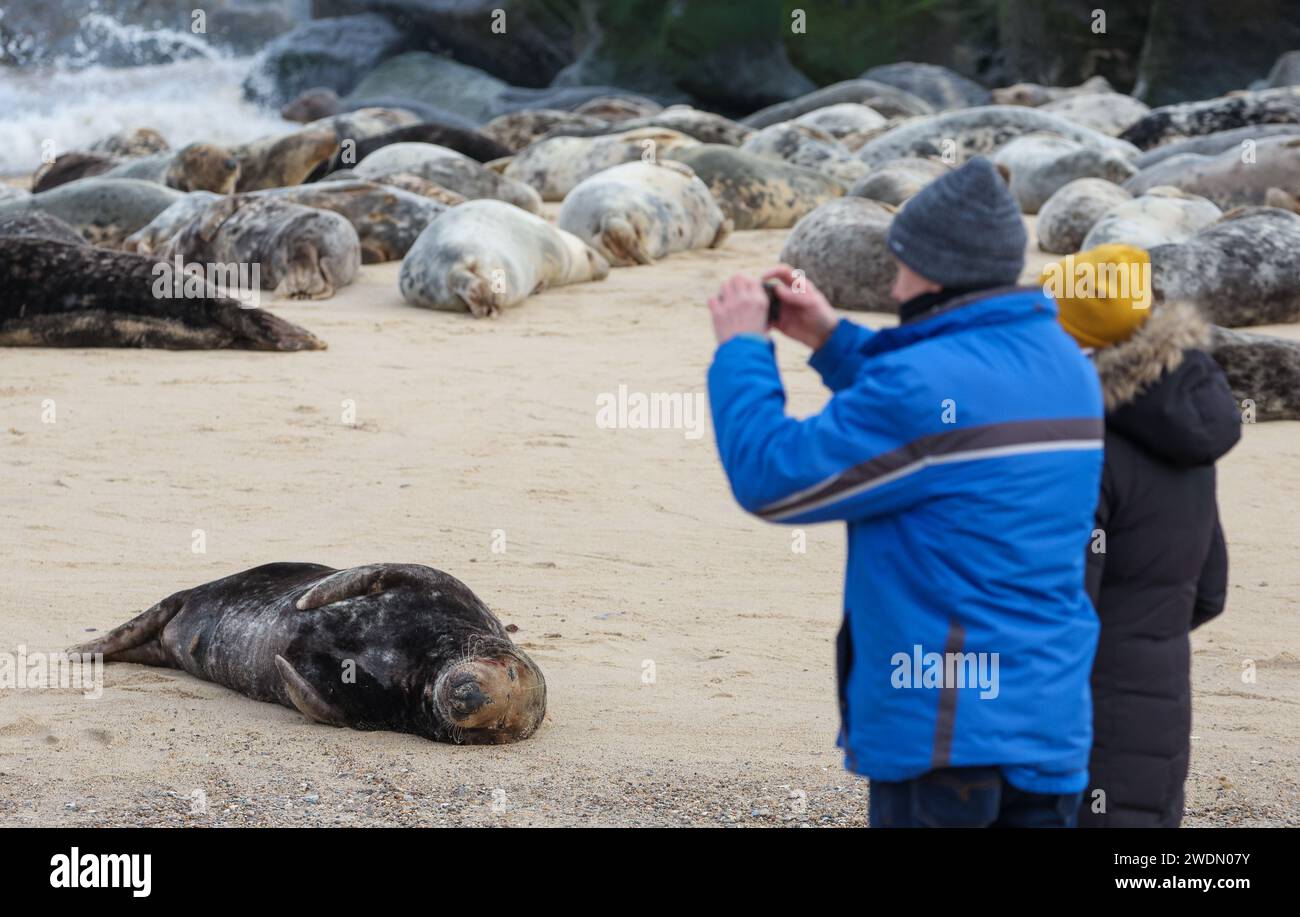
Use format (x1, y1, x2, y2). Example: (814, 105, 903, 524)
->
(869, 766, 1082, 828)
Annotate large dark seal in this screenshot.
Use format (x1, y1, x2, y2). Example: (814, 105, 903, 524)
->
(0, 216, 324, 351)
(71, 563, 547, 744)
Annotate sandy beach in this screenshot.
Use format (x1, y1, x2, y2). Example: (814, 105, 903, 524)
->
(1, 214, 1298, 827)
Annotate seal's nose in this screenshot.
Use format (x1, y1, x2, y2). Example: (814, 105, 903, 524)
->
(447, 673, 490, 719)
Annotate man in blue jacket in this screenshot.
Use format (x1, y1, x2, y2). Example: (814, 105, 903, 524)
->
(706, 157, 1104, 827)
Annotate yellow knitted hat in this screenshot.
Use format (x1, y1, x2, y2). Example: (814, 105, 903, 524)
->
(1040, 244, 1154, 348)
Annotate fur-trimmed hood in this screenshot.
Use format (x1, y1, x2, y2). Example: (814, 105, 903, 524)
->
(1092, 301, 1209, 411)
(1093, 301, 1241, 467)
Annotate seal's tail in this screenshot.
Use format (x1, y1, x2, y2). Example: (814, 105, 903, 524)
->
(67, 592, 185, 663)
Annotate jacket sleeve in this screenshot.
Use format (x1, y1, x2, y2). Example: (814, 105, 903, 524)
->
(707, 333, 931, 526)
(1085, 462, 1111, 609)
(1192, 511, 1228, 629)
(808, 318, 877, 392)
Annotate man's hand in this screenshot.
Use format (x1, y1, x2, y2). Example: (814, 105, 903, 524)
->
(762, 265, 839, 351)
(708, 274, 770, 345)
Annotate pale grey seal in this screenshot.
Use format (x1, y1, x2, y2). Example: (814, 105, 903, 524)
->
(398, 198, 609, 317)
(777, 197, 897, 313)
(557, 160, 731, 267)
(1035, 178, 1134, 254)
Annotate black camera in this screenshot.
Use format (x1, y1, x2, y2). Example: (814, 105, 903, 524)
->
(763, 280, 782, 325)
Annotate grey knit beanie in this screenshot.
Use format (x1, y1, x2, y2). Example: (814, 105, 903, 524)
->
(885, 156, 1027, 289)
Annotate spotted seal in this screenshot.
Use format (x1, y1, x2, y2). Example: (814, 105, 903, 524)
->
(88, 127, 171, 157)
(1035, 178, 1134, 254)
(0, 178, 183, 247)
(666, 144, 844, 229)
(991, 133, 1137, 213)
(1209, 326, 1300, 421)
(855, 105, 1138, 167)
(122, 191, 222, 254)
(69, 563, 546, 744)
(1133, 123, 1300, 169)
(320, 122, 513, 176)
(104, 143, 241, 194)
(744, 79, 934, 128)
(557, 160, 732, 266)
(1081, 186, 1222, 250)
(481, 109, 609, 153)
(253, 179, 448, 263)
(862, 62, 993, 111)
(321, 169, 467, 205)
(1119, 87, 1300, 150)
(740, 122, 867, 187)
(847, 156, 950, 206)
(1122, 135, 1300, 210)
(792, 103, 888, 139)
(572, 95, 663, 122)
(158, 194, 361, 299)
(502, 128, 699, 202)
(399, 198, 609, 317)
(355, 142, 542, 212)
(230, 127, 341, 192)
(777, 197, 897, 313)
(1152, 207, 1300, 327)
(31, 152, 119, 192)
(1038, 92, 1151, 137)
(991, 76, 1114, 108)
(540, 106, 754, 146)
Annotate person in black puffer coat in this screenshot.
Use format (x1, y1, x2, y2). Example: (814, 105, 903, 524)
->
(1045, 245, 1242, 827)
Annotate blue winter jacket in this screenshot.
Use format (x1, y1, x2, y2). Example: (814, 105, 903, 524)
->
(707, 287, 1104, 793)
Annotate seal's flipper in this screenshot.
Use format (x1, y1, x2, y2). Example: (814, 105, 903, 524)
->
(274, 655, 346, 726)
(295, 564, 446, 610)
(68, 593, 185, 662)
(710, 217, 734, 250)
(448, 266, 499, 317)
(600, 217, 651, 266)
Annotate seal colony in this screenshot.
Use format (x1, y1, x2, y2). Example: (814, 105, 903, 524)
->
(71, 563, 547, 744)
(4, 57, 1300, 414)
